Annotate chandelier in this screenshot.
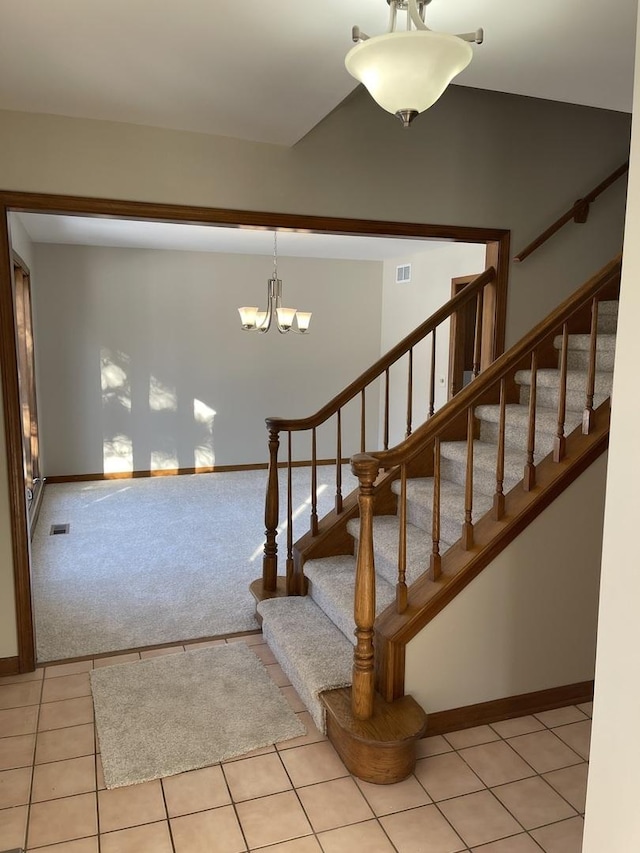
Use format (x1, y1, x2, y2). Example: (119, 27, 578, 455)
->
(345, 0, 483, 128)
(238, 232, 312, 334)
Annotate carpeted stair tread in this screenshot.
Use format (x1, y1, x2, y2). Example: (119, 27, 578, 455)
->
(347, 515, 448, 588)
(554, 333, 616, 352)
(515, 368, 613, 412)
(475, 402, 584, 455)
(257, 596, 353, 733)
(391, 477, 494, 542)
(305, 555, 395, 646)
(439, 439, 534, 496)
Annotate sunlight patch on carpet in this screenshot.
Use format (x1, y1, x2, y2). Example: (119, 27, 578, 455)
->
(91, 644, 305, 788)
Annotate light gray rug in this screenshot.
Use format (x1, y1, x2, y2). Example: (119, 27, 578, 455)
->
(91, 644, 305, 788)
(32, 465, 356, 661)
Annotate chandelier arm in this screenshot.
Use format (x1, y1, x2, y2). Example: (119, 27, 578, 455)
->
(408, 0, 429, 31)
(387, 1, 397, 34)
(456, 27, 484, 44)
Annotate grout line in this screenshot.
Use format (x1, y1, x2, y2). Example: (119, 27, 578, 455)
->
(22, 674, 44, 852)
(158, 775, 177, 853)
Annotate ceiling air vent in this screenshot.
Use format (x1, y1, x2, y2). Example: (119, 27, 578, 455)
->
(396, 264, 411, 284)
(50, 523, 70, 535)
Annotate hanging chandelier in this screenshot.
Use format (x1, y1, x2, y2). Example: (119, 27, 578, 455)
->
(238, 231, 312, 334)
(345, 0, 483, 128)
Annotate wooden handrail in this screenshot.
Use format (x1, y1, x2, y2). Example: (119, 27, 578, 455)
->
(266, 266, 496, 433)
(514, 162, 629, 263)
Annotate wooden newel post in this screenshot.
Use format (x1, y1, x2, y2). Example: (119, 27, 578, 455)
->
(351, 453, 380, 722)
(263, 424, 280, 593)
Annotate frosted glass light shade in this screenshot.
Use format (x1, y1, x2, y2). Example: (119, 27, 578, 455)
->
(238, 306, 258, 328)
(345, 30, 472, 117)
(296, 312, 312, 332)
(276, 307, 297, 329)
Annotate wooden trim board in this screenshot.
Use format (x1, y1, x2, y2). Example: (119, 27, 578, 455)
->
(0, 656, 20, 677)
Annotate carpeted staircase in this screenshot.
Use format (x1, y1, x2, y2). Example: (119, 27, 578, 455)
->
(258, 300, 618, 732)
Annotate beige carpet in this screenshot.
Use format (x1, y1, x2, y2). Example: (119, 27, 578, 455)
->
(90, 643, 305, 788)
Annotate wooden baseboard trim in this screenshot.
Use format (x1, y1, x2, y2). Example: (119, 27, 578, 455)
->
(45, 459, 349, 484)
(425, 681, 594, 736)
(0, 656, 20, 676)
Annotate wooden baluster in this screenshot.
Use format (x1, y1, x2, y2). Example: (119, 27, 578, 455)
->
(429, 330, 437, 417)
(263, 426, 280, 592)
(524, 350, 538, 491)
(335, 409, 343, 514)
(310, 427, 319, 536)
(431, 437, 442, 579)
(462, 407, 475, 550)
(406, 348, 414, 438)
(554, 323, 569, 462)
(493, 378, 506, 521)
(351, 453, 380, 721)
(473, 289, 484, 378)
(583, 298, 599, 435)
(384, 368, 390, 450)
(397, 463, 408, 612)
(286, 432, 294, 591)
(360, 388, 366, 452)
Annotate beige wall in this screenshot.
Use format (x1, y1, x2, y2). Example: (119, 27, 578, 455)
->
(0, 87, 630, 657)
(582, 12, 640, 850)
(405, 455, 607, 713)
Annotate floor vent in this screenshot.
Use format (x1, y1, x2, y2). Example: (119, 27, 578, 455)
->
(50, 523, 70, 535)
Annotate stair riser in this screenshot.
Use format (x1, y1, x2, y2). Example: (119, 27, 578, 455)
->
(519, 387, 609, 413)
(405, 498, 485, 544)
(565, 348, 616, 371)
(480, 420, 560, 458)
(307, 577, 357, 646)
(597, 314, 618, 334)
(440, 456, 522, 497)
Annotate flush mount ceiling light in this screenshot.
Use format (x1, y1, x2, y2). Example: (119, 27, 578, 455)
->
(238, 231, 312, 334)
(345, 0, 483, 128)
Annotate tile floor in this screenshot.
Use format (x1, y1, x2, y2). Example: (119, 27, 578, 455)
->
(0, 634, 592, 852)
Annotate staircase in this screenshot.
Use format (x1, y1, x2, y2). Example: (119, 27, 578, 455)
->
(252, 256, 620, 784)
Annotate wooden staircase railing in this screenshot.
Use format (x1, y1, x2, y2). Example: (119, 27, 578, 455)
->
(514, 162, 628, 262)
(349, 255, 621, 719)
(257, 265, 497, 598)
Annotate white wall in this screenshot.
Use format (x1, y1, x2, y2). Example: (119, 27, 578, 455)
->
(582, 11, 640, 850)
(380, 243, 486, 449)
(8, 213, 35, 272)
(31, 244, 383, 475)
(406, 455, 607, 713)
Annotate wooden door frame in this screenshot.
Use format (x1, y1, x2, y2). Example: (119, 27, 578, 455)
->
(0, 190, 510, 672)
(448, 273, 479, 399)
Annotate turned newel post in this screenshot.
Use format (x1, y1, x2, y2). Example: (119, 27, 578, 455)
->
(351, 452, 380, 722)
(263, 423, 280, 592)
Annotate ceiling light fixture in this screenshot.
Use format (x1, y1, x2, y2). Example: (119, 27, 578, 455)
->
(345, 0, 483, 128)
(238, 231, 312, 334)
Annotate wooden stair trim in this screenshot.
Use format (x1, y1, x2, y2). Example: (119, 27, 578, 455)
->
(375, 401, 610, 700)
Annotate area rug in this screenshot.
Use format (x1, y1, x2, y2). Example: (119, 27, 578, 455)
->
(90, 643, 306, 788)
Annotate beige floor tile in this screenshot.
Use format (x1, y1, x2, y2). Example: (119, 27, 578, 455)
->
(507, 730, 583, 774)
(172, 806, 247, 852)
(279, 741, 348, 787)
(470, 834, 542, 852)
(27, 792, 98, 848)
(356, 773, 431, 815)
(41, 672, 92, 703)
(530, 815, 584, 853)
(0, 668, 44, 685)
(38, 696, 94, 731)
(489, 716, 545, 739)
(439, 790, 522, 847)
(297, 776, 373, 833)
(0, 732, 36, 770)
(414, 752, 485, 802)
(35, 723, 95, 764)
(251, 643, 278, 665)
(543, 763, 589, 813)
(236, 790, 312, 849)
(318, 819, 397, 852)
(93, 653, 141, 668)
(27, 838, 98, 853)
(139, 645, 185, 658)
(163, 765, 231, 816)
(223, 752, 291, 802)
(576, 701, 593, 717)
(534, 706, 588, 728)
(0, 803, 28, 848)
(250, 837, 322, 853)
(265, 663, 291, 687)
(224, 744, 275, 761)
(0, 704, 38, 737)
(492, 776, 576, 829)
(444, 725, 501, 750)
(32, 754, 96, 802)
(0, 679, 42, 710)
(415, 735, 454, 758)
(276, 711, 326, 750)
(101, 820, 174, 853)
(280, 686, 306, 713)
(44, 660, 93, 679)
(0, 765, 32, 807)
(459, 741, 536, 787)
(98, 780, 166, 832)
(552, 720, 591, 760)
(381, 804, 466, 853)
